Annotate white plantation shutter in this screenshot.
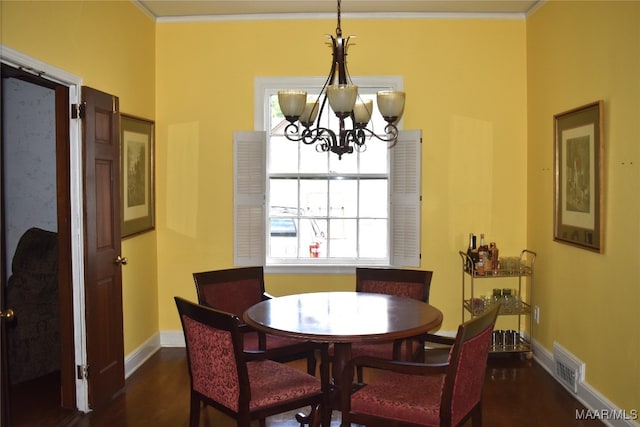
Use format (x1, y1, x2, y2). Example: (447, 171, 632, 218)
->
(390, 130, 422, 267)
(234, 131, 266, 266)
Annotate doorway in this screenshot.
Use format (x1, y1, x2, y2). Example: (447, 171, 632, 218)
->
(1, 46, 127, 422)
(1, 63, 76, 426)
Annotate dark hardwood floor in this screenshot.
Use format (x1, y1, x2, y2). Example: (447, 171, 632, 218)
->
(9, 371, 73, 426)
(10, 347, 604, 427)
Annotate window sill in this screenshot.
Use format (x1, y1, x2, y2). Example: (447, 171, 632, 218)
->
(265, 263, 390, 275)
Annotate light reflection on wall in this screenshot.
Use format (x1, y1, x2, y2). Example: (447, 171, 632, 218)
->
(166, 121, 199, 237)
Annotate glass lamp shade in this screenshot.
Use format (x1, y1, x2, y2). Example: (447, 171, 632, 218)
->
(377, 91, 405, 120)
(299, 100, 320, 125)
(327, 84, 358, 114)
(353, 100, 373, 125)
(278, 90, 307, 119)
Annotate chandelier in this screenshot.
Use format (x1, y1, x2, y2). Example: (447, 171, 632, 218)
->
(277, 0, 406, 160)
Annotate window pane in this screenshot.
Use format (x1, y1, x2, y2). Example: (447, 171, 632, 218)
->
(329, 141, 358, 173)
(299, 142, 329, 173)
(269, 179, 298, 210)
(299, 218, 327, 258)
(269, 136, 299, 173)
(269, 185, 301, 259)
(328, 219, 357, 257)
(269, 217, 298, 258)
(359, 219, 388, 258)
(358, 138, 388, 174)
(300, 180, 328, 216)
(359, 180, 388, 217)
(270, 94, 286, 136)
(330, 179, 357, 217)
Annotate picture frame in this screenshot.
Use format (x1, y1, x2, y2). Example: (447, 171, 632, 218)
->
(553, 101, 604, 252)
(120, 114, 155, 237)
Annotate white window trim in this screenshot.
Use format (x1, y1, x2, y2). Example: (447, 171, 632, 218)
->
(233, 76, 420, 274)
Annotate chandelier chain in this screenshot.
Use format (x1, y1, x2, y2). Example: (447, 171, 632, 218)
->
(336, 0, 342, 36)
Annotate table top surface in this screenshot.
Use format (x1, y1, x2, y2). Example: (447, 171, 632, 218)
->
(243, 291, 443, 344)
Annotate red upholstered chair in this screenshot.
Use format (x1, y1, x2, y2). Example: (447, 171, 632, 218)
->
(348, 268, 434, 381)
(340, 303, 500, 427)
(193, 267, 318, 375)
(175, 297, 329, 427)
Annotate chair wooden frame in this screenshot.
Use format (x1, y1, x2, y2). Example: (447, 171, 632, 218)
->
(175, 297, 330, 427)
(339, 304, 500, 427)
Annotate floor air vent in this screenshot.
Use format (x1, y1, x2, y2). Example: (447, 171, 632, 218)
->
(553, 342, 585, 394)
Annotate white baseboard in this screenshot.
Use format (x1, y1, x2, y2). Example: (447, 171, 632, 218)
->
(123, 331, 184, 379)
(532, 339, 639, 427)
(124, 333, 161, 379)
(160, 330, 186, 347)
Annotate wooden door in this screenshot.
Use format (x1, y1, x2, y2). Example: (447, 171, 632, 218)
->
(81, 87, 125, 409)
(1, 116, 8, 426)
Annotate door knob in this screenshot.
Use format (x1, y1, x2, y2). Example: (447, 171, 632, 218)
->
(115, 255, 128, 265)
(0, 308, 15, 322)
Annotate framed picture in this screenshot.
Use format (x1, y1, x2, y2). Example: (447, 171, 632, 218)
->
(553, 101, 604, 252)
(120, 114, 155, 237)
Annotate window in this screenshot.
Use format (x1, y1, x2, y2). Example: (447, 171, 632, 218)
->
(234, 77, 421, 272)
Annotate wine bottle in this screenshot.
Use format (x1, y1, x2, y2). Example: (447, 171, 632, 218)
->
(466, 233, 477, 272)
(477, 233, 488, 275)
(490, 242, 499, 275)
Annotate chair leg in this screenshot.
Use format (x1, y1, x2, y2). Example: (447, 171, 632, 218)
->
(307, 353, 317, 376)
(189, 394, 200, 427)
(304, 404, 319, 427)
(297, 405, 327, 427)
(322, 405, 333, 427)
(471, 403, 482, 427)
(356, 366, 364, 383)
(305, 403, 332, 427)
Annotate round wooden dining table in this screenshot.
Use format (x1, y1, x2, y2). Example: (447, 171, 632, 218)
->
(243, 291, 443, 388)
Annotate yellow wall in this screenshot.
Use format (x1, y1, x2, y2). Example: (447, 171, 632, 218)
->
(0, 0, 159, 355)
(6, 0, 637, 416)
(527, 1, 640, 413)
(155, 17, 528, 331)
